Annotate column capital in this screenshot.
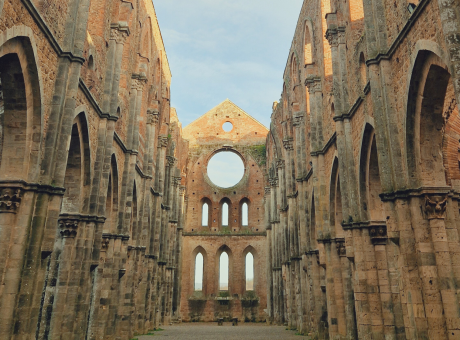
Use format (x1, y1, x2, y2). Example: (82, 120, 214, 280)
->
(147, 109, 160, 125)
(0, 188, 22, 213)
(424, 195, 448, 220)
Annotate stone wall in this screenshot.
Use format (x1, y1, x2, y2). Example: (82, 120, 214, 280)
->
(0, 0, 186, 338)
(265, 0, 460, 338)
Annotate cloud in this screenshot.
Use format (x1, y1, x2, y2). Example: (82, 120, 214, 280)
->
(154, 0, 303, 127)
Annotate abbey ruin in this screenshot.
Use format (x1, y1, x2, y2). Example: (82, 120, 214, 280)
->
(1, 0, 460, 337)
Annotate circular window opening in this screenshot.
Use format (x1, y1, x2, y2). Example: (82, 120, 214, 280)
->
(207, 151, 244, 188)
(222, 122, 233, 132)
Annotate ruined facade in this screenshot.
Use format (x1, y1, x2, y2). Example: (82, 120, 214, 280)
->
(0, 0, 186, 338)
(266, 0, 460, 338)
(179, 100, 269, 323)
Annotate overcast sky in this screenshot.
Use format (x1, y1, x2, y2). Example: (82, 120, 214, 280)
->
(153, 0, 304, 128)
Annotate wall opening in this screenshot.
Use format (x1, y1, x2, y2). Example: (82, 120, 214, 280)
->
(207, 151, 244, 188)
(202, 202, 209, 226)
(195, 253, 204, 291)
(242, 202, 248, 226)
(219, 251, 229, 291)
(245, 252, 254, 291)
(222, 202, 229, 226)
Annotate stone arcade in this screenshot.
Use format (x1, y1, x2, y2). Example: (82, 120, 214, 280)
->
(1, 0, 460, 337)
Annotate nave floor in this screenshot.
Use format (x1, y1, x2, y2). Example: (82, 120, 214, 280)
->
(138, 322, 308, 339)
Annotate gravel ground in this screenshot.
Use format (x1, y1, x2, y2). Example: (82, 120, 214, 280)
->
(137, 323, 308, 340)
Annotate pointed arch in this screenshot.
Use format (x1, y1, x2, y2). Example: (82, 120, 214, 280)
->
(192, 246, 208, 294)
(201, 197, 212, 227)
(105, 154, 119, 232)
(304, 21, 314, 65)
(219, 197, 232, 228)
(216, 245, 233, 293)
(130, 180, 139, 241)
(0, 32, 43, 182)
(406, 50, 454, 188)
(359, 123, 384, 222)
(240, 197, 250, 227)
(243, 245, 257, 292)
(329, 157, 343, 237)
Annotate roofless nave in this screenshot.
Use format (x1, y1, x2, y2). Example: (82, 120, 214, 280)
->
(0, 0, 460, 338)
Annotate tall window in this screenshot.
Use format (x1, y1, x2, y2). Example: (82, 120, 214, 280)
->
(245, 252, 254, 291)
(219, 252, 229, 290)
(202, 202, 209, 226)
(242, 202, 248, 226)
(304, 24, 313, 65)
(222, 202, 229, 226)
(195, 253, 204, 291)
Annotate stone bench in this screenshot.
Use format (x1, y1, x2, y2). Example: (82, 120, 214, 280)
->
(217, 318, 224, 326)
(232, 317, 238, 326)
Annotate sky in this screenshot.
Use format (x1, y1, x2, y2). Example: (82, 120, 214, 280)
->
(153, 0, 304, 128)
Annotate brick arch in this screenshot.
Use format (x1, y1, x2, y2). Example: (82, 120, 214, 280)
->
(192, 246, 208, 295)
(242, 245, 257, 292)
(0, 29, 43, 182)
(219, 197, 232, 229)
(200, 196, 212, 228)
(239, 197, 250, 228)
(216, 245, 233, 293)
(406, 49, 455, 188)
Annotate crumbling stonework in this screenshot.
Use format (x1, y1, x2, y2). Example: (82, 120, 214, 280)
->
(0, 0, 186, 338)
(266, 0, 460, 338)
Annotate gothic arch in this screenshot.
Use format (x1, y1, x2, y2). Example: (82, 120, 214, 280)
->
(105, 154, 119, 232)
(242, 245, 257, 292)
(329, 156, 343, 238)
(216, 245, 233, 293)
(192, 246, 208, 295)
(359, 123, 384, 222)
(0, 30, 43, 182)
(406, 49, 456, 188)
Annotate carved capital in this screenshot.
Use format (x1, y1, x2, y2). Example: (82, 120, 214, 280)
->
(305, 78, 321, 93)
(276, 159, 285, 169)
(101, 236, 110, 250)
(158, 136, 169, 148)
(131, 78, 146, 91)
(292, 113, 304, 127)
(173, 176, 182, 187)
(265, 186, 271, 195)
(166, 156, 177, 167)
(369, 225, 387, 244)
(179, 186, 186, 196)
(269, 177, 279, 187)
(59, 219, 79, 238)
(336, 240, 346, 257)
(424, 195, 448, 220)
(0, 188, 22, 213)
(283, 138, 294, 151)
(325, 29, 338, 47)
(147, 109, 160, 125)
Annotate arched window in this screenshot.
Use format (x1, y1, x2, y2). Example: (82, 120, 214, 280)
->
(242, 202, 248, 226)
(359, 53, 367, 87)
(304, 23, 313, 65)
(195, 253, 204, 291)
(88, 55, 94, 70)
(219, 252, 229, 290)
(202, 202, 209, 226)
(222, 202, 229, 226)
(245, 252, 254, 291)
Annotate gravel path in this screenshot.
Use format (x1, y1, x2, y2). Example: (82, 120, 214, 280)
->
(137, 323, 308, 340)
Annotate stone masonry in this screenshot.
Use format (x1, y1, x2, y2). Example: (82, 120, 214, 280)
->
(2, 0, 460, 337)
(266, 0, 460, 338)
(0, 0, 186, 338)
